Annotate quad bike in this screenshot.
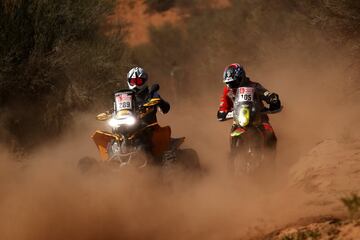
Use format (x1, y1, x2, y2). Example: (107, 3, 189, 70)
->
(78, 84, 200, 174)
(224, 87, 282, 176)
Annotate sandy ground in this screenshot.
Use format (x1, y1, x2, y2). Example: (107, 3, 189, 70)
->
(265, 217, 360, 240)
(260, 138, 360, 240)
(1, 107, 359, 240)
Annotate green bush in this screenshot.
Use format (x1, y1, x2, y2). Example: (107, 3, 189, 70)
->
(341, 193, 360, 219)
(144, 0, 175, 12)
(0, 0, 128, 150)
(134, 0, 360, 100)
(281, 229, 321, 240)
(144, 0, 206, 13)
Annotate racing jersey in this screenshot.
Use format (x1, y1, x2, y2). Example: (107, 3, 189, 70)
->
(219, 79, 274, 113)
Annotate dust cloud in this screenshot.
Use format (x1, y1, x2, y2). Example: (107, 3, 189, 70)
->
(1, 1, 359, 240)
(0, 80, 347, 240)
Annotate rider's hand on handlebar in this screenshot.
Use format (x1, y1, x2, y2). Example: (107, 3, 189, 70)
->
(217, 111, 227, 121)
(269, 93, 279, 103)
(269, 93, 281, 111)
(269, 101, 281, 111)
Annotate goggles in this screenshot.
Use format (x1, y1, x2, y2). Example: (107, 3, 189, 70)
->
(129, 77, 144, 86)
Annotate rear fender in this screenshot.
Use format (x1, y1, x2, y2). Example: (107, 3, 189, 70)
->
(92, 131, 120, 161)
(170, 137, 185, 150)
(151, 126, 171, 157)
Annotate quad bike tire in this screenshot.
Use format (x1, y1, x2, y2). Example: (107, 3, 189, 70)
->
(176, 148, 201, 171)
(161, 148, 202, 184)
(77, 156, 99, 173)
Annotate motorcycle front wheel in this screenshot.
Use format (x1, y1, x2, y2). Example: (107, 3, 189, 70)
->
(230, 128, 264, 176)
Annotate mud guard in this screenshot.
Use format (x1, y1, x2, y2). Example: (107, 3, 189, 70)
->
(92, 131, 119, 161)
(231, 127, 246, 137)
(170, 137, 185, 150)
(151, 126, 171, 157)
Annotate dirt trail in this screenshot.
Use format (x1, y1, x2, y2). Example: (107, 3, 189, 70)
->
(0, 55, 359, 239)
(1, 104, 359, 240)
(0, 49, 359, 240)
(254, 135, 360, 240)
(265, 217, 360, 240)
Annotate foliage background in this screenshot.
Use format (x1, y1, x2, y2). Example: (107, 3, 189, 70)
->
(0, 0, 129, 149)
(1, 0, 359, 151)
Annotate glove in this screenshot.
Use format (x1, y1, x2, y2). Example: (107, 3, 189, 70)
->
(269, 93, 281, 111)
(268, 93, 279, 103)
(217, 111, 227, 121)
(159, 99, 170, 114)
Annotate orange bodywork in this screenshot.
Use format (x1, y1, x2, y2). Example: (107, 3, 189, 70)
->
(151, 126, 171, 157)
(92, 131, 119, 161)
(91, 125, 172, 161)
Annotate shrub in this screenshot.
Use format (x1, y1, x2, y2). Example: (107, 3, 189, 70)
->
(144, 0, 175, 13)
(0, 0, 128, 150)
(341, 193, 360, 219)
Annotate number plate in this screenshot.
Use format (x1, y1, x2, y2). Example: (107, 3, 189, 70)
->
(115, 93, 132, 111)
(237, 87, 254, 102)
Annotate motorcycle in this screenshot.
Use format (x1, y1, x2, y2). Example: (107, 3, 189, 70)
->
(224, 87, 282, 175)
(78, 84, 200, 174)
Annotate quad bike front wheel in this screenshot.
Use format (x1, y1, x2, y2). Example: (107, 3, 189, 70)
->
(77, 156, 99, 173)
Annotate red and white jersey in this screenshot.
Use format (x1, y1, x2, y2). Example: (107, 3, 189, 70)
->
(218, 79, 272, 113)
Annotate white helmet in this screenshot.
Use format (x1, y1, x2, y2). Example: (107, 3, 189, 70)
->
(127, 67, 148, 91)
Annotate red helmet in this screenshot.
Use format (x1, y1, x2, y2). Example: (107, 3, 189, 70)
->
(223, 63, 246, 88)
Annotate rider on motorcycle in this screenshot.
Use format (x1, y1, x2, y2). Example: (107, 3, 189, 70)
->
(217, 63, 281, 155)
(125, 66, 170, 161)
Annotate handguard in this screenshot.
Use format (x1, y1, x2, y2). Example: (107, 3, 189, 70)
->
(217, 111, 234, 121)
(96, 112, 112, 121)
(143, 98, 161, 107)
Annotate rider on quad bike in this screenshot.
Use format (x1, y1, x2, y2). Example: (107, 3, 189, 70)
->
(124, 66, 170, 162)
(126, 67, 170, 123)
(217, 63, 281, 162)
(78, 66, 200, 173)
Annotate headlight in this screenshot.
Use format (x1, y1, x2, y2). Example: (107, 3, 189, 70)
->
(238, 108, 250, 127)
(108, 115, 136, 127)
(238, 115, 248, 127)
(124, 115, 136, 125)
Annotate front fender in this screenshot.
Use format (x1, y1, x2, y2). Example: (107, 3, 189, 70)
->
(92, 131, 120, 161)
(230, 127, 246, 137)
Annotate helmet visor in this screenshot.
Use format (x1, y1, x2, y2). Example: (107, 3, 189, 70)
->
(129, 77, 144, 87)
(227, 81, 240, 89)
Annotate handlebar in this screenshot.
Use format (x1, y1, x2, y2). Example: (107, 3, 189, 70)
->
(96, 112, 112, 121)
(223, 106, 283, 120)
(142, 98, 161, 107)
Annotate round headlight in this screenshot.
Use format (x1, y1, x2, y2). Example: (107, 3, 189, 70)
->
(238, 115, 248, 127)
(237, 108, 250, 127)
